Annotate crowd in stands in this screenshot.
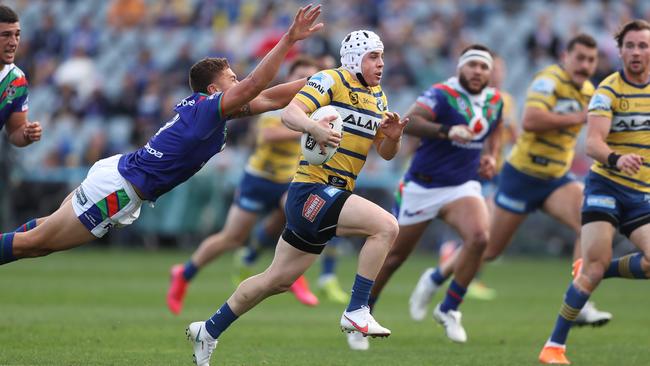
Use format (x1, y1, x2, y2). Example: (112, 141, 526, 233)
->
(10, 0, 647, 176)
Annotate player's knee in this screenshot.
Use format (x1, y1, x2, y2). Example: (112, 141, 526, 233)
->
(263, 272, 294, 295)
(464, 229, 489, 252)
(376, 214, 399, 244)
(268, 278, 293, 295)
(222, 230, 248, 249)
(580, 260, 607, 285)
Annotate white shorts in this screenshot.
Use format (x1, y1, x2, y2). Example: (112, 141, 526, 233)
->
(72, 155, 143, 238)
(394, 180, 483, 225)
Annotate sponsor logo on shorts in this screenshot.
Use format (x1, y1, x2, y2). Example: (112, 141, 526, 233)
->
(302, 194, 326, 222)
(75, 186, 88, 206)
(83, 212, 98, 227)
(496, 193, 526, 212)
(403, 209, 423, 217)
(239, 197, 264, 211)
(324, 186, 340, 197)
(586, 195, 616, 209)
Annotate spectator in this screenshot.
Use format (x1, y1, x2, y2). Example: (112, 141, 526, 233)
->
(106, 0, 146, 30)
(53, 46, 99, 103)
(30, 12, 64, 59)
(525, 13, 562, 65)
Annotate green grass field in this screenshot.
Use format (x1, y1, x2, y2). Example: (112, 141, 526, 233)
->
(1, 248, 648, 366)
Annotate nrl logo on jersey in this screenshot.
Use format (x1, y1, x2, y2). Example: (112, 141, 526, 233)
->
(457, 98, 468, 111)
(6, 85, 16, 99)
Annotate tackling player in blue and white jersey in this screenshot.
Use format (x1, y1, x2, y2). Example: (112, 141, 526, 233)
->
(367, 45, 503, 346)
(0, 5, 323, 269)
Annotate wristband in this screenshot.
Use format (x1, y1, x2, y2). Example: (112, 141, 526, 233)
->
(439, 124, 450, 137)
(607, 152, 621, 168)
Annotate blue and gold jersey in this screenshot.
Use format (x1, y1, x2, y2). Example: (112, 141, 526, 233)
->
(508, 64, 594, 178)
(293, 67, 387, 192)
(588, 70, 650, 192)
(246, 110, 301, 183)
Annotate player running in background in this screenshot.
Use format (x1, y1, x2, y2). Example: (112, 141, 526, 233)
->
(435, 53, 520, 302)
(0, 5, 323, 265)
(186, 29, 408, 366)
(414, 34, 612, 334)
(0, 5, 41, 148)
(365, 45, 503, 346)
(539, 20, 650, 364)
(166, 56, 322, 315)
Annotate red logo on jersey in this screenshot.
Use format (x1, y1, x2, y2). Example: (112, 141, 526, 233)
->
(302, 194, 326, 222)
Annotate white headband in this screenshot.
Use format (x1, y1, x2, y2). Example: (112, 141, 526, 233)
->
(457, 49, 493, 70)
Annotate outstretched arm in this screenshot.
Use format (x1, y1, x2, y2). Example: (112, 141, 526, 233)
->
(228, 78, 307, 119)
(5, 111, 41, 147)
(220, 4, 323, 117)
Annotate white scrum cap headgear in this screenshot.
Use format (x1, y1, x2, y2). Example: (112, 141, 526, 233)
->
(340, 30, 384, 76)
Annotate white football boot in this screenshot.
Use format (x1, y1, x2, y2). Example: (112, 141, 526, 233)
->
(340, 306, 391, 337)
(346, 331, 370, 351)
(574, 301, 612, 327)
(409, 268, 440, 321)
(187, 321, 218, 366)
(433, 303, 467, 343)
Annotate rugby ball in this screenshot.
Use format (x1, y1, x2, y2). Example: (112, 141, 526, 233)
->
(300, 105, 343, 165)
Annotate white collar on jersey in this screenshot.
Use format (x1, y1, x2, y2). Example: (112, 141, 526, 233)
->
(0, 63, 16, 83)
(446, 76, 489, 103)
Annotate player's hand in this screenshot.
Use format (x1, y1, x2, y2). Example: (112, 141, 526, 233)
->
(449, 125, 474, 143)
(23, 121, 42, 142)
(570, 109, 588, 125)
(308, 114, 341, 152)
(478, 155, 497, 180)
(286, 4, 323, 44)
(380, 111, 409, 142)
(617, 153, 643, 175)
